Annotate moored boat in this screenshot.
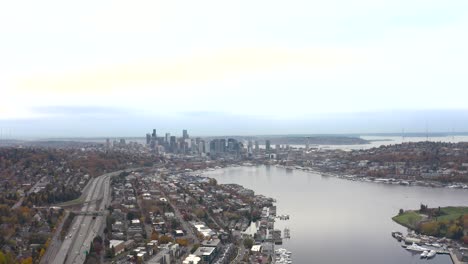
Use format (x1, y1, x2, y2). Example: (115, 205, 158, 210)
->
(405, 243, 429, 252)
(420, 250, 428, 258)
(427, 250, 436, 258)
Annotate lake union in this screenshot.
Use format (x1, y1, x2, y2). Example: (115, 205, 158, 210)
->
(204, 165, 468, 264)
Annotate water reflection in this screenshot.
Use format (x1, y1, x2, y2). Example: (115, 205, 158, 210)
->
(204, 165, 468, 264)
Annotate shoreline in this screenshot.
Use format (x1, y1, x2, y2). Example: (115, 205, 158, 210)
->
(193, 165, 293, 262)
(199, 164, 466, 264)
(201, 163, 468, 191)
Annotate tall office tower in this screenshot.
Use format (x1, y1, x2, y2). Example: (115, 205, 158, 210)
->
(198, 140, 205, 154)
(106, 138, 111, 150)
(157, 136, 164, 144)
(210, 140, 216, 154)
(170, 136, 177, 152)
(255, 141, 259, 152)
(184, 138, 191, 153)
(247, 140, 253, 153)
(152, 129, 157, 139)
(204, 140, 210, 154)
(265, 140, 271, 152)
(146, 133, 151, 145)
(165, 133, 170, 144)
(220, 139, 226, 153)
(190, 139, 197, 153)
(183, 129, 189, 139)
(210, 139, 224, 154)
(227, 138, 236, 152)
(276, 144, 281, 153)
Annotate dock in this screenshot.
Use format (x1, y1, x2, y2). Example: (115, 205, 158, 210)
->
(449, 250, 467, 264)
(391, 231, 468, 263)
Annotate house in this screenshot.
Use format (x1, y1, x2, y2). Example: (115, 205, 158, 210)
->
(164, 212, 175, 219)
(251, 245, 262, 254)
(174, 230, 184, 237)
(109, 240, 125, 255)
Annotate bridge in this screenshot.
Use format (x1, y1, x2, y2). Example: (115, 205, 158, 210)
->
(71, 211, 105, 216)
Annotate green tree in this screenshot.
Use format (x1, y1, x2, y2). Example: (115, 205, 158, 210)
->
(243, 238, 254, 249)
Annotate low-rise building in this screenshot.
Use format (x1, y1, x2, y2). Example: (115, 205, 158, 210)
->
(109, 240, 125, 255)
(183, 254, 201, 264)
(193, 247, 216, 264)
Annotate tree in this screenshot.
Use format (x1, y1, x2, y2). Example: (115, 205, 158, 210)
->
(0, 251, 14, 264)
(419, 204, 428, 213)
(39, 248, 46, 258)
(127, 212, 136, 221)
(208, 178, 217, 186)
(21, 257, 33, 264)
(0, 252, 6, 264)
(447, 224, 463, 239)
(176, 238, 189, 247)
(158, 235, 173, 244)
(463, 235, 468, 245)
(420, 221, 439, 236)
(194, 208, 206, 219)
(151, 231, 159, 240)
(243, 238, 254, 249)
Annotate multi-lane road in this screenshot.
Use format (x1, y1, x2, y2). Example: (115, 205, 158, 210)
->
(48, 169, 126, 264)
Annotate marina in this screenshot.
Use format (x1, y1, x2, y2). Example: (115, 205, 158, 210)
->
(275, 248, 292, 264)
(392, 231, 468, 263)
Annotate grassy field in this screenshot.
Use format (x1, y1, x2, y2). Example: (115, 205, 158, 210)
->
(393, 206, 468, 240)
(436, 207, 468, 222)
(392, 211, 424, 229)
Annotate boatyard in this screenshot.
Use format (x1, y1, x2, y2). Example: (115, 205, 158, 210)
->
(392, 231, 468, 263)
(275, 248, 292, 264)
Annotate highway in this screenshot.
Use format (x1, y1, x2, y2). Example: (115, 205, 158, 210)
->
(51, 171, 115, 264)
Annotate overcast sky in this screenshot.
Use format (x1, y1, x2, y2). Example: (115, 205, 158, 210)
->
(1, 1, 468, 137)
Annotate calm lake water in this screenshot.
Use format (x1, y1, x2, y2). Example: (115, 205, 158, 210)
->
(204, 166, 468, 264)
